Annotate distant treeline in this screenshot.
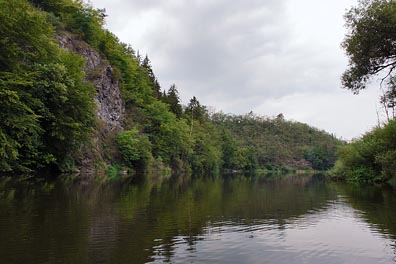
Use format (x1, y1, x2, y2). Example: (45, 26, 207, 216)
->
(0, 0, 342, 176)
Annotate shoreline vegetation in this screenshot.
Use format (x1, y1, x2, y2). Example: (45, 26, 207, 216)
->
(327, 121, 396, 184)
(0, 0, 395, 185)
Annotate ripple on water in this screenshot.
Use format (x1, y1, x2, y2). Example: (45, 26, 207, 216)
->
(1, 176, 396, 264)
(147, 198, 396, 264)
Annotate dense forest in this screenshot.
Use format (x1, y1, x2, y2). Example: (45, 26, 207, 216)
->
(0, 0, 342, 177)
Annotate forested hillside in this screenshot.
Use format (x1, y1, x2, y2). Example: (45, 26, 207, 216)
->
(0, 0, 342, 176)
(212, 113, 340, 171)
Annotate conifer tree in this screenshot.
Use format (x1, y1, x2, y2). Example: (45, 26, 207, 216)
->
(141, 55, 162, 98)
(165, 84, 183, 118)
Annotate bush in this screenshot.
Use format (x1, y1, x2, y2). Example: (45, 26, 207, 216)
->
(117, 129, 152, 170)
(375, 150, 396, 181)
(331, 121, 396, 183)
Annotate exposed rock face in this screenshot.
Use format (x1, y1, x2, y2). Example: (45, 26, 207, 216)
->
(57, 34, 124, 132)
(56, 33, 125, 173)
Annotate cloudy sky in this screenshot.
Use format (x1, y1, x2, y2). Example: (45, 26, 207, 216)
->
(89, 0, 384, 140)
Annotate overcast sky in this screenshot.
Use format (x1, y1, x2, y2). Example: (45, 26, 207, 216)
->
(89, 0, 384, 140)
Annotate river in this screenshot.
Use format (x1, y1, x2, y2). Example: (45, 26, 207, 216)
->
(0, 174, 395, 263)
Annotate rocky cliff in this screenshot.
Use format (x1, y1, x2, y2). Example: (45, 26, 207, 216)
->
(56, 33, 125, 172)
(57, 33, 124, 132)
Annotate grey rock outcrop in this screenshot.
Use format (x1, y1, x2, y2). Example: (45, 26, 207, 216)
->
(57, 34, 124, 132)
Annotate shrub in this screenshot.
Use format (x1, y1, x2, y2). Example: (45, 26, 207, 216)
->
(117, 129, 152, 170)
(375, 150, 396, 181)
(331, 121, 396, 183)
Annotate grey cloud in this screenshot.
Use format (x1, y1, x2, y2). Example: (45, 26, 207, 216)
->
(92, 0, 345, 100)
(136, 0, 293, 102)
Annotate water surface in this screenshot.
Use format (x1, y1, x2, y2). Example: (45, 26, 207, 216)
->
(0, 174, 395, 263)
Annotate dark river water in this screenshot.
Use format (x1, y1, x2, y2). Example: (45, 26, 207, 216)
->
(0, 174, 395, 263)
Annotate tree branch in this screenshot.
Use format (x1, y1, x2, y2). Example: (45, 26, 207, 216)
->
(372, 61, 396, 75)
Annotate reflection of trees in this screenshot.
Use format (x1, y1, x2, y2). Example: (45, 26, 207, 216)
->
(0, 177, 91, 263)
(0, 174, 337, 263)
(113, 173, 337, 262)
(334, 183, 396, 240)
(335, 183, 396, 263)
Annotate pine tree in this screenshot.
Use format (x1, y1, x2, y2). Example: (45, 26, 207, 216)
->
(141, 55, 161, 98)
(165, 84, 182, 118)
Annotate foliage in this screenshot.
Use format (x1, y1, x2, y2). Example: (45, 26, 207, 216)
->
(342, 0, 396, 116)
(304, 145, 335, 170)
(336, 0, 396, 183)
(97, 31, 154, 106)
(0, 88, 43, 171)
(31, 53, 95, 169)
(117, 129, 152, 170)
(141, 55, 162, 99)
(211, 112, 341, 171)
(374, 150, 396, 180)
(329, 121, 396, 183)
(0, 0, 57, 71)
(162, 84, 183, 118)
(188, 120, 222, 175)
(143, 101, 191, 166)
(0, 0, 94, 172)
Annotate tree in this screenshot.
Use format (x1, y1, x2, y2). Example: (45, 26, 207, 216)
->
(342, 0, 396, 117)
(329, 120, 396, 183)
(143, 101, 191, 163)
(141, 55, 161, 99)
(0, 0, 95, 172)
(164, 84, 183, 118)
(30, 53, 95, 170)
(0, 87, 43, 171)
(185, 96, 207, 137)
(117, 129, 152, 170)
(0, 0, 57, 71)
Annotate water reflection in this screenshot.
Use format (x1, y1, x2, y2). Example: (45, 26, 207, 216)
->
(333, 183, 396, 240)
(0, 174, 395, 263)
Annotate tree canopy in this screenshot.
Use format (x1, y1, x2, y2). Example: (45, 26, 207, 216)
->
(0, 0, 94, 172)
(342, 0, 396, 116)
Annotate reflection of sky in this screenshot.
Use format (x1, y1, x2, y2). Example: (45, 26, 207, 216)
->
(149, 197, 395, 264)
